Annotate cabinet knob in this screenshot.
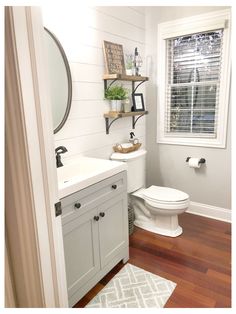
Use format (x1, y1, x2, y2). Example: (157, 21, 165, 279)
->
(94, 216, 99, 221)
(112, 184, 117, 189)
(74, 202, 81, 209)
(99, 212, 105, 217)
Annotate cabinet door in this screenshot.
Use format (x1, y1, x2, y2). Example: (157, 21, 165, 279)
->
(62, 207, 100, 299)
(98, 193, 128, 268)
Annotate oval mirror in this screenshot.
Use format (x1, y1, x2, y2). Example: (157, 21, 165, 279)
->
(44, 27, 72, 134)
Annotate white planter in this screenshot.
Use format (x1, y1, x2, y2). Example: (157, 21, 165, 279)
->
(110, 100, 122, 112)
(126, 69, 132, 76)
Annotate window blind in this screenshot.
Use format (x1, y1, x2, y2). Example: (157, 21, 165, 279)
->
(165, 30, 223, 137)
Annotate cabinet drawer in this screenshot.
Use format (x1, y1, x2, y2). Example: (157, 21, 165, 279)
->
(61, 171, 127, 225)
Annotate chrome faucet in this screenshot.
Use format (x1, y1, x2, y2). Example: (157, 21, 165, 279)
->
(55, 146, 68, 168)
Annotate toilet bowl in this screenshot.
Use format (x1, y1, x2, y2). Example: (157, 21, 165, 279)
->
(110, 149, 190, 237)
(131, 186, 189, 237)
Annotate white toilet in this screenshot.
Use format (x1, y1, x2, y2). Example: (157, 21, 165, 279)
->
(110, 149, 189, 237)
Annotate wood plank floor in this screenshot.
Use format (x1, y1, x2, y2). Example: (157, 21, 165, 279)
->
(74, 213, 231, 308)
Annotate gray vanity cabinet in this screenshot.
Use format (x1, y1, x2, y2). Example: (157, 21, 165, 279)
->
(61, 171, 129, 307)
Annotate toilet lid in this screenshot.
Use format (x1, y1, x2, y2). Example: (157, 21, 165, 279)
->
(142, 185, 189, 203)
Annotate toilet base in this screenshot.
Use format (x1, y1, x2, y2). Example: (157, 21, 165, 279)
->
(134, 219, 183, 237)
(134, 215, 183, 238)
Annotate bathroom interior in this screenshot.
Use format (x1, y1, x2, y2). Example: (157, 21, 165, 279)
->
(5, 4, 232, 309)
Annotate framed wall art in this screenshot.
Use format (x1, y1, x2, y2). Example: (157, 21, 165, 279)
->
(103, 40, 126, 75)
(132, 93, 145, 111)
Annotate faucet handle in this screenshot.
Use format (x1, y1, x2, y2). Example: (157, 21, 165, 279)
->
(55, 146, 68, 155)
(55, 146, 68, 168)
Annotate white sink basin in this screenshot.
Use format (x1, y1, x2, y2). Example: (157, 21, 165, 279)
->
(57, 156, 127, 199)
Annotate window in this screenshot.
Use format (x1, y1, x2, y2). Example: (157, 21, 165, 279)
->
(157, 10, 231, 147)
(167, 30, 222, 136)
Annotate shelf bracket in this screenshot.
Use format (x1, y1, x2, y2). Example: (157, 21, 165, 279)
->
(132, 80, 146, 94)
(105, 116, 121, 134)
(104, 79, 118, 97)
(132, 112, 146, 129)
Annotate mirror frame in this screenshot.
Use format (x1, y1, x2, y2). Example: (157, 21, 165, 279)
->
(44, 27, 72, 134)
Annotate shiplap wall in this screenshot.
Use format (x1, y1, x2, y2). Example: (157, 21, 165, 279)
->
(42, 6, 146, 162)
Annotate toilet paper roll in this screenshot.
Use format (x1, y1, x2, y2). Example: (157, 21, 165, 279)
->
(188, 157, 201, 168)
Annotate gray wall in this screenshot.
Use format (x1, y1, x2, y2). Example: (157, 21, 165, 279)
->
(145, 6, 231, 209)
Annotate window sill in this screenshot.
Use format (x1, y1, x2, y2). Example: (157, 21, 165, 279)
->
(157, 137, 226, 148)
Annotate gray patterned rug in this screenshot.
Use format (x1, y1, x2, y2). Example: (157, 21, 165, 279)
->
(85, 263, 176, 308)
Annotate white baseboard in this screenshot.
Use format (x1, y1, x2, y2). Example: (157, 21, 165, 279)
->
(187, 201, 231, 223)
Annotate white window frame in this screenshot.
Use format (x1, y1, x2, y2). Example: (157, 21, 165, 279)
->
(157, 9, 231, 148)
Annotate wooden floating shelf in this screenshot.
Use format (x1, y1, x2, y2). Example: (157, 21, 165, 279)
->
(104, 111, 148, 119)
(103, 74, 149, 82)
(104, 111, 148, 134)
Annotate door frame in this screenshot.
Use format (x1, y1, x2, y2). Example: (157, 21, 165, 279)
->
(5, 6, 68, 307)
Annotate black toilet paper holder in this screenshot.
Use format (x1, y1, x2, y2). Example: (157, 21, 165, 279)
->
(186, 157, 206, 164)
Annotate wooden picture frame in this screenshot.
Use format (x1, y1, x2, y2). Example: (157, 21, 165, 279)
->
(132, 93, 145, 111)
(103, 40, 126, 75)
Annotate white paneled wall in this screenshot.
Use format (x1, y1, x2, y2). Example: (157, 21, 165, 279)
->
(42, 6, 146, 161)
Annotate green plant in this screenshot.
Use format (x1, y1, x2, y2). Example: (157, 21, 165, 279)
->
(125, 54, 133, 70)
(105, 85, 129, 100)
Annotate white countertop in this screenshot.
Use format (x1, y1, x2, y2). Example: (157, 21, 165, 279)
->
(57, 156, 127, 199)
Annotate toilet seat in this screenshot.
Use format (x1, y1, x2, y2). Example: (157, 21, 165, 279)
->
(133, 185, 189, 210)
(144, 198, 189, 211)
(143, 185, 189, 202)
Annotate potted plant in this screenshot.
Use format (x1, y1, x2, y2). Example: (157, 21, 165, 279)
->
(125, 54, 133, 75)
(105, 85, 129, 112)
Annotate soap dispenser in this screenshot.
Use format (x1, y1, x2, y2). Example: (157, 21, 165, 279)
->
(129, 132, 139, 145)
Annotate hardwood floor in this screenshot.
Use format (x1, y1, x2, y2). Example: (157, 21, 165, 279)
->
(74, 213, 231, 308)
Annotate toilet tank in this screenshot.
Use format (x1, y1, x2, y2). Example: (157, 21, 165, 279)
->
(110, 149, 147, 193)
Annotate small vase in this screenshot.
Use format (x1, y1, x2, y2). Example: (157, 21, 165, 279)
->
(126, 69, 132, 76)
(123, 98, 131, 113)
